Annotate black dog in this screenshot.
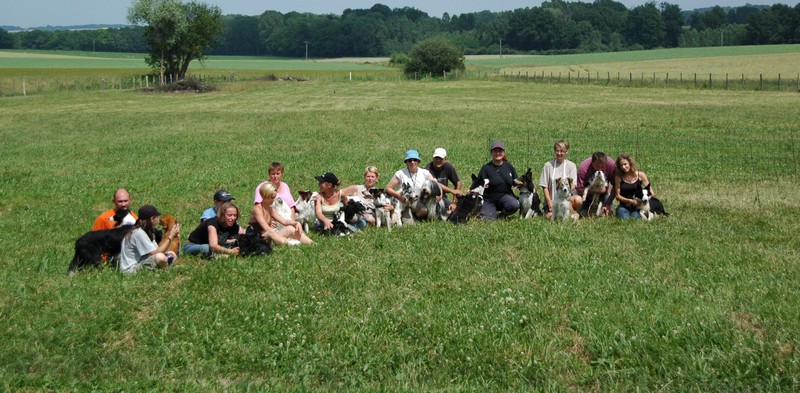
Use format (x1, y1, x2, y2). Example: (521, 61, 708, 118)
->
(68, 209, 135, 275)
(320, 200, 366, 236)
(237, 227, 273, 256)
(642, 184, 669, 217)
(448, 174, 486, 224)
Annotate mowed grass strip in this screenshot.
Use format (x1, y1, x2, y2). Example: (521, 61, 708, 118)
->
(0, 78, 798, 390)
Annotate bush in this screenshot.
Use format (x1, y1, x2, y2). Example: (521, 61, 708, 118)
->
(389, 52, 408, 66)
(404, 38, 465, 78)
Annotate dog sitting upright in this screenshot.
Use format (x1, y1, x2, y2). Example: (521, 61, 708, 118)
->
(514, 168, 542, 219)
(581, 171, 608, 217)
(418, 179, 446, 221)
(552, 177, 579, 222)
(448, 174, 487, 224)
(68, 208, 135, 275)
(158, 214, 181, 256)
(394, 182, 416, 226)
(369, 188, 395, 231)
(294, 190, 317, 233)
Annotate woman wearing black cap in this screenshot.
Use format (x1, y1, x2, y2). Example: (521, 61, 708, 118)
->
(118, 204, 180, 273)
(314, 172, 351, 232)
(477, 140, 520, 220)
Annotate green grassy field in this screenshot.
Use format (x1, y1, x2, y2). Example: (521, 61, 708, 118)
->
(1, 48, 799, 390)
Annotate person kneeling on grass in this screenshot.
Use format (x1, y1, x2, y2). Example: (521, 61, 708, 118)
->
(183, 202, 245, 257)
(118, 205, 180, 274)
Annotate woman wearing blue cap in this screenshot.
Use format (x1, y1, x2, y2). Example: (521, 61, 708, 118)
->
(385, 149, 439, 224)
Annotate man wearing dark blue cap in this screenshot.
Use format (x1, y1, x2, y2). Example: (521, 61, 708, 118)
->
(200, 189, 234, 222)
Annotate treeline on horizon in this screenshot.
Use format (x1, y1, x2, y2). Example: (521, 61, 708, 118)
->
(1, 1, 799, 57)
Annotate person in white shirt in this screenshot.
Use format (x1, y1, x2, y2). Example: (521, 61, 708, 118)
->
(118, 205, 180, 274)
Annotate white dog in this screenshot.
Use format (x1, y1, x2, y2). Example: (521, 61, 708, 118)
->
(369, 188, 395, 231)
(271, 195, 293, 229)
(582, 171, 607, 217)
(552, 177, 579, 222)
(394, 182, 416, 226)
(293, 191, 317, 233)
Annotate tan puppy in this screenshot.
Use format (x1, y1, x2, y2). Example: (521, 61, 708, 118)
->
(158, 214, 181, 256)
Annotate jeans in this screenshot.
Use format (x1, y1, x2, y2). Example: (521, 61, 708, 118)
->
(183, 242, 210, 256)
(617, 205, 642, 220)
(481, 194, 520, 220)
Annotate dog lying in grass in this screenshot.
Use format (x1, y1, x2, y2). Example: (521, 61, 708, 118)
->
(552, 177, 579, 222)
(514, 168, 542, 219)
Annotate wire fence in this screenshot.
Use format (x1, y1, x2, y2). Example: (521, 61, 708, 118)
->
(2, 70, 799, 97)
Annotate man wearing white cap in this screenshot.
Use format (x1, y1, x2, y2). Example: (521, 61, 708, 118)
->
(425, 148, 463, 213)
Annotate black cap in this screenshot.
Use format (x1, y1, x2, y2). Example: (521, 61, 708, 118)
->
(315, 172, 339, 185)
(213, 189, 234, 202)
(138, 204, 161, 220)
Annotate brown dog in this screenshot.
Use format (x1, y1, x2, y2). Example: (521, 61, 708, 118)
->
(159, 214, 181, 256)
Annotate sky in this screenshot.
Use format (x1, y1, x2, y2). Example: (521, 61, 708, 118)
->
(2, 0, 798, 28)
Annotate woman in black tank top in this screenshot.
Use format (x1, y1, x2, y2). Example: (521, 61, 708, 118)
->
(614, 154, 653, 220)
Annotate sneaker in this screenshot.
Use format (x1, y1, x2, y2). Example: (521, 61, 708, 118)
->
(287, 239, 301, 246)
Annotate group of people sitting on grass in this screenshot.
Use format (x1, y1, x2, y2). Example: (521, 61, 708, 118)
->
(90, 139, 657, 272)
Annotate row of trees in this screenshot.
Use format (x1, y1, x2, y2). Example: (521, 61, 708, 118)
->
(3, 2, 800, 56)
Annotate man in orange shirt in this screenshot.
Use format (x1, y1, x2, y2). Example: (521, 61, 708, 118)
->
(91, 189, 137, 230)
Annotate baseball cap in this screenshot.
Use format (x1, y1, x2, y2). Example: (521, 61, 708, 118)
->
(138, 204, 161, 220)
(213, 189, 234, 202)
(491, 140, 505, 150)
(433, 148, 447, 159)
(315, 172, 339, 185)
(404, 149, 421, 162)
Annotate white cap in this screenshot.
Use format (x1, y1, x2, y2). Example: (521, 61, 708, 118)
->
(433, 148, 447, 159)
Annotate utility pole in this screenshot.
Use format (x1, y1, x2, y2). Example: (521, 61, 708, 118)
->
(305, 41, 309, 60)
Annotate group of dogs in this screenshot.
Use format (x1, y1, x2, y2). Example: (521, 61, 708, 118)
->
(68, 170, 666, 274)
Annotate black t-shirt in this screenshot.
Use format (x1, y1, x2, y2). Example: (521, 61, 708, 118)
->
(188, 217, 240, 244)
(478, 161, 518, 202)
(425, 162, 460, 189)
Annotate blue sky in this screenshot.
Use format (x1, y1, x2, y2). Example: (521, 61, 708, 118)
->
(2, 0, 797, 28)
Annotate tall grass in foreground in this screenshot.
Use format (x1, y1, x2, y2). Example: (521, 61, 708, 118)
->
(0, 80, 798, 391)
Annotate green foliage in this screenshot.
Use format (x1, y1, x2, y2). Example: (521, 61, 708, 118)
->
(388, 52, 408, 66)
(0, 28, 13, 49)
(404, 38, 465, 77)
(128, 0, 223, 82)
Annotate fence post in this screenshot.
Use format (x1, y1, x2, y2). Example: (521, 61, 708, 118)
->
(742, 74, 745, 89)
(725, 73, 728, 90)
(778, 73, 781, 90)
(759, 74, 763, 90)
(666, 73, 669, 87)
(694, 73, 697, 88)
(709, 73, 712, 89)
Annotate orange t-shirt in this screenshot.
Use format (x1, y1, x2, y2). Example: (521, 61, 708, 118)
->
(91, 209, 138, 231)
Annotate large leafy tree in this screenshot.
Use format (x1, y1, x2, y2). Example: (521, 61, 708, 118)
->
(128, 0, 222, 85)
(625, 3, 666, 49)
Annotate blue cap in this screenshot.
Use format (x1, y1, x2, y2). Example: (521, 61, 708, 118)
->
(404, 150, 420, 162)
